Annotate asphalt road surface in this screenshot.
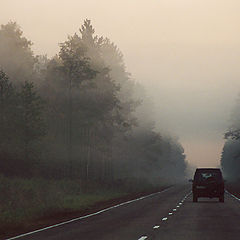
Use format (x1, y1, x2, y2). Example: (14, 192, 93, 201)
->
(6, 184, 240, 240)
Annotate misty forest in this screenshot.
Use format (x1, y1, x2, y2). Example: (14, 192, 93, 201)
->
(221, 95, 240, 180)
(0, 20, 187, 230)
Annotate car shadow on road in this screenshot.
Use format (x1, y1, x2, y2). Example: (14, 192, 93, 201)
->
(185, 199, 220, 203)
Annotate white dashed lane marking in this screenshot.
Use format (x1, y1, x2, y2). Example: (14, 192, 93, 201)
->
(137, 190, 192, 240)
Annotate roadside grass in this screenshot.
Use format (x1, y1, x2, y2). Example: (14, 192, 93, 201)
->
(0, 175, 161, 234)
(61, 192, 125, 212)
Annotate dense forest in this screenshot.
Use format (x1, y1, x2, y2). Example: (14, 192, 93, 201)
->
(221, 95, 240, 180)
(0, 20, 187, 184)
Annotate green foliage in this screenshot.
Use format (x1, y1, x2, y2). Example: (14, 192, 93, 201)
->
(0, 176, 161, 233)
(58, 36, 97, 85)
(0, 71, 20, 174)
(222, 95, 240, 179)
(17, 81, 46, 164)
(0, 22, 35, 84)
(18, 81, 46, 143)
(0, 70, 16, 141)
(0, 20, 188, 232)
(221, 139, 240, 180)
(0, 71, 46, 176)
(0, 19, 186, 182)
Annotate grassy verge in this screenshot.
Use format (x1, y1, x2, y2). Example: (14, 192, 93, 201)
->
(0, 175, 166, 238)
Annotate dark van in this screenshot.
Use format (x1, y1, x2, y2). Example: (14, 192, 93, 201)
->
(191, 168, 224, 202)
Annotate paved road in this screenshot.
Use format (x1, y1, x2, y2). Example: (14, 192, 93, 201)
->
(6, 184, 240, 240)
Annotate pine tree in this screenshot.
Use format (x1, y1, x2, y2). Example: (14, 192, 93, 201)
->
(18, 81, 46, 167)
(0, 70, 16, 147)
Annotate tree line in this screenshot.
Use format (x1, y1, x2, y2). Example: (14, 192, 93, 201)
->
(0, 20, 186, 184)
(221, 95, 240, 180)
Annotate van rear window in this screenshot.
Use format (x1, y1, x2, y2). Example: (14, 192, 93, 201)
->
(194, 170, 222, 182)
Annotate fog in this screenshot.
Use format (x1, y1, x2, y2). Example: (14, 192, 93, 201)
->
(1, 0, 240, 168)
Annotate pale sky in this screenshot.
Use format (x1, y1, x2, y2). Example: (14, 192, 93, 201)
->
(1, 0, 240, 167)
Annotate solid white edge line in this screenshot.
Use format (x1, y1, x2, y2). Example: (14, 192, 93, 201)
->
(225, 190, 240, 201)
(138, 236, 148, 240)
(5, 187, 172, 240)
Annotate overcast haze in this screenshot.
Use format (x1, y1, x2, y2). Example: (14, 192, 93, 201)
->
(1, 0, 240, 167)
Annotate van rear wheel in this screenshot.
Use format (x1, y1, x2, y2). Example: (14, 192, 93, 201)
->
(219, 195, 224, 203)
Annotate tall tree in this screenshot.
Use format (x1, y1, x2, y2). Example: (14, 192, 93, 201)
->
(0, 22, 36, 85)
(222, 95, 240, 179)
(56, 30, 97, 177)
(0, 70, 17, 153)
(18, 81, 46, 173)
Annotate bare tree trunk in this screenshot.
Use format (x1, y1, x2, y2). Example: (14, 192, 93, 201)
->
(110, 143, 113, 181)
(79, 127, 84, 179)
(86, 127, 91, 180)
(68, 72, 73, 178)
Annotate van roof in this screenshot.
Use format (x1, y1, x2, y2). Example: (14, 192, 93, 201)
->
(196, 168, 221, 171)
